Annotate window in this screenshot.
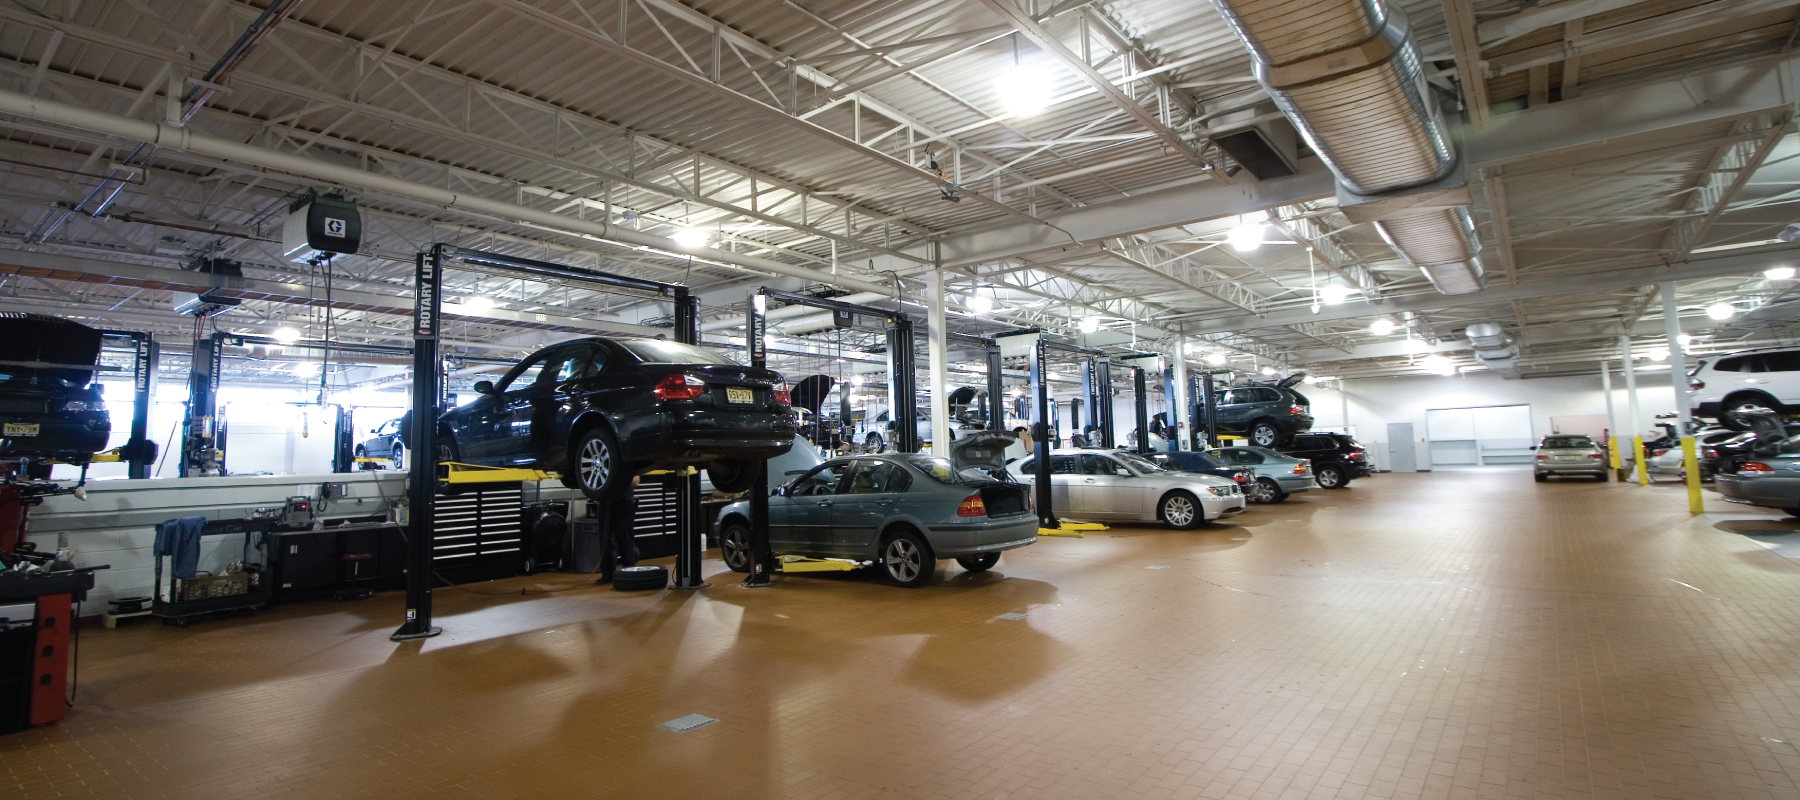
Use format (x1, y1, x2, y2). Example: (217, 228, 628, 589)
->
(845, 460, 909, 494)
(1224, 448, 1263, 465)
(555, 346, 607, 382)
(1015, 457, 1036, 475)
(1115, 452, 1162, 473)
(1714, 355, 1763, 373)
(617, 338, 736, 365)
(497, 350, 556, 392)
(1542, 436, 1594, 449)
(1079, 454, 1120, 475)
(1252, 388, 1282, 403)
(1049, 455, 1079, 474)
(1762, 351, 1800, 372)
(789, 462, 850, 496)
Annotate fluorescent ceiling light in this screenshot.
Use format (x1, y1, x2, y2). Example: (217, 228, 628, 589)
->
(1421, 355, 1455, 375)
(1078, 316, 1101, 333)
(1260, 366, 1277, 376)
(1227, 218, 1266, 252)
(1648, 348, 1669, 361)
(272, 327, 300, 344)
(1369, 318, 1397, 336)
(1676, 333, 1693, 347)
(670, 228, 711, 249)
(1767, 266, 1796, 281)
(965, 294, 994, 313)
(1707, 302, 1737, 320)
(1318, 284, 1353, 305)
(1205, 352, 1227, 366)
(461, 295, 496, 313)
(994, 63, 1057, 117)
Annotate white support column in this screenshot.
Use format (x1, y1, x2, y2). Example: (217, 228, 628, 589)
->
(926, 268, 950, 456)
(1621, 335, 1647, 485)
(1170, 336, 1188, 451)
(1600, 360, 1619, 470)
(1663, 282, 1702, 511)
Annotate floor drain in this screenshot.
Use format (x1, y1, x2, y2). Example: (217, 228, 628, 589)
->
(658, 714, 719, 733)
(1145, 565, 1170, 570)
(996, 612, 1027, 620)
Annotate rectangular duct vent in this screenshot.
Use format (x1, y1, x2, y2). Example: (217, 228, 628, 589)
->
(1213, 121, 1299, 181)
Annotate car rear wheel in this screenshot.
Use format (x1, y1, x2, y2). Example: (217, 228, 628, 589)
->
(955, 553, 999, 572)
(1248, 478, 1284, 504)
(1720, 395, 1781, 430)
(435, 437, 462, 496)
(719, 520, 753, 573)
(390, 443, 405, 471)
(1249, 420, 1280, 448)
(572, 426, 629, 500)
(880, 529, 935, 588)
(707, 459, 758, 493)
(1315, 465, 1348, 489)
(1160, 490, 1204, 530)
(355, 446, 373, 470)
(864, 433, 884, 453)
(1534, 473, 1548, 482)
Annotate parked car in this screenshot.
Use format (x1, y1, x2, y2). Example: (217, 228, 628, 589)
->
(1646, 429, 1753, 481)
(1211, 374, 1313, 447)
(1716, 452, 1800, 516)
(435, 336, 795, 500)
(1279, 432, 1370, 489)
(714, 432, 1035, 587)
(1005, 448, 1246, 528)
(1532, 435, 1608, 482)
(1147, 450, 1256, 489)
(356, 418, 405, 469)
(1206, 446, 1313, 503)
(0, 313, 111, 467)
(1688, 348, 1800, 429)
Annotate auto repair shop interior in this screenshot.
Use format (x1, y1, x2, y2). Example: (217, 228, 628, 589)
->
(4, 1, 1800, 798)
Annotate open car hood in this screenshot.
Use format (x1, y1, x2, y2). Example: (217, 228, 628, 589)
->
(950, 430, 1016, 473)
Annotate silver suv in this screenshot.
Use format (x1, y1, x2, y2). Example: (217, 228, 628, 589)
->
(1689, 348, 1800, 430)
(1533, 435, 1607, 482)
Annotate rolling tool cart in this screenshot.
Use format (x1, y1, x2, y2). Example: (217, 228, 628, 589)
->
(151, 517, 274, 627)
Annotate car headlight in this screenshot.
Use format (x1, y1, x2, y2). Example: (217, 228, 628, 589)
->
(1207, 486, 1234, 497)
(61, 400, 104, 412)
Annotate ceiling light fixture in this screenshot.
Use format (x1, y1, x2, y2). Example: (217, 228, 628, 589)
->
(1676, 333, 1693, 347)
(1648, 348, 1670, 361)
(1079, 316, 1101, 334)
(1421, 355, 1455, 375)
(1260, 366, 1277, 376)
(670, 228, 711, 249)
(1318, 284, 1353, 305)
(461, 295, 496, 313)
(1227, 215, 1266, 252)
(995, 63, 1057, 117)
(1369, 318, 1397, 336)
(1707, 302, 1737, 320)
(966, 294, 995, 314)
(272, 327, 300, 344)
(1205, 352, 1228, 366)
(1767, 266, 1797, 281)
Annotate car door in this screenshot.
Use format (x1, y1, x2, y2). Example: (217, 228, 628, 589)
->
(1074, 453, 1144, 520)
(490, 346, 579, 465)
(770, 461, 850, 552)
(1017, 454, 1078, 514)
(1215, 447, 1265, 476)
(1214, 389, 1250, 431)
(460, 351, 555, 461)
(829, 459, 911, 552)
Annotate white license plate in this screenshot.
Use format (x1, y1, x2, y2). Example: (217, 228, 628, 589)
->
(4, 423, 39, 436)
(725, 387, 753, 404)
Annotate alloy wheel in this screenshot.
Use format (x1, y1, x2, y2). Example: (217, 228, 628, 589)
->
(1317, 467, 1341, 488)
(391, 444, 405, 470)
(580, 437, 611, 490)
(1252, 426, 1277, 447)
(884, 538, 922, 582)
(721, 526, 749, 570)
(1164, 495, 1196, 527)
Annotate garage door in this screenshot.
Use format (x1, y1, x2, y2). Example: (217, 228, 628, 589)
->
(1426, 405, 1534, 466)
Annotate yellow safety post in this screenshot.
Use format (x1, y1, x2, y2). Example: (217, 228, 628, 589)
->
(1608, 436, 1621, 469)
(1633, 436, 1648, 485)
(1680, 436, 1704, 514)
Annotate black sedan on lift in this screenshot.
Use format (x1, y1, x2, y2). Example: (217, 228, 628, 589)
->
(432, 336, 797, 499)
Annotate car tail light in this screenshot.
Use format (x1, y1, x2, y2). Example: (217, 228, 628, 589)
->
(1233, 472, 1248, 483)
(1706, 448, 1719, 458)
(774, 387, 791, 405)
(957, 494, 988, 517)
(1742, 461, 1775, 473)
(1689, 378, 1705, 391)
(1535, 455, 1548, 461)
(1289, 405, 1304, 415)
(1587, 454, 1603, 460)
(653, 372, 705, 400)
(1349, 451, 1365, 460)
(1650, 449, 1667, 457)
(1292, 463, 1307, 475)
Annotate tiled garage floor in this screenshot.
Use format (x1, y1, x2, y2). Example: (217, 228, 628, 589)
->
(10, 470, 1800, 799)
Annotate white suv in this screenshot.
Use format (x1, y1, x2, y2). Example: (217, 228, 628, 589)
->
(1689, 348, 1800, 428)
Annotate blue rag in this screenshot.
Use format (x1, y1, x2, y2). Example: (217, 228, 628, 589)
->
(155, 516, 206, 580)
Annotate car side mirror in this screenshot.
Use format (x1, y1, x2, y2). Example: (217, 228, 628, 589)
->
(473, 380, 495, 394)
(1530, 445, 1538, 450)
(1115, 468, 1133, 477)
(772, 486, 786, 497)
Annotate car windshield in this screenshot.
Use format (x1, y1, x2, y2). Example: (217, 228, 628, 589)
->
(904, 455, 995, 485)
(1542, 436, 1594, 449)
(617, 339, 737, 365)
(1114, 451, 1165, 473)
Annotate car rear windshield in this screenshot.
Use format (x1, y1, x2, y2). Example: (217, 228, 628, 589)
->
(1113, 451, 1165, 473)
(616, 339, 737, 365)
(1543, 436, 1594, 448)
(903, 455, 996, 485)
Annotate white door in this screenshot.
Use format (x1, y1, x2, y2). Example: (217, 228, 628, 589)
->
(1386, 423, 1417, 473)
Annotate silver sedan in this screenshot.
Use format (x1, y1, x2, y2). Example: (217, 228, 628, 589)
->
(1004, 448, 1246, 528)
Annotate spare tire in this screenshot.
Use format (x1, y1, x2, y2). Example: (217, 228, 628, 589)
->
(612, 564, 667, 591)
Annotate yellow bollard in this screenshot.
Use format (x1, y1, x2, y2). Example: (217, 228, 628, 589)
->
(1681, 436, 1704, 514)
(1633, 436, 1649, 486)
(1608, 436, 1621, 469)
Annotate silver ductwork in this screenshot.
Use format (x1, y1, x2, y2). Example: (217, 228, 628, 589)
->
(1464, 322, 1519, 376)
(1211, 0, 1486, 295)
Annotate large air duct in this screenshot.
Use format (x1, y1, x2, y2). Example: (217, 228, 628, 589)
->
(1211, 0, 1486, 295)
(1464, 322, 1519, 377)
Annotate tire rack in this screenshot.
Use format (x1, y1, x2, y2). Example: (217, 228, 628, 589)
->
(98, 329, 156, 479)
(741, 288, 917, 588)
(393, 244, 705, 641)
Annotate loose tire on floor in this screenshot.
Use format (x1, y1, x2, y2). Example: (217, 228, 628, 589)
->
(1315, 465, 1348, 489)
(880, 528, 936, 588)
(571, 425, 629, 500)
(613, 565, 667, 591)
(1159, 490, 1204, 530)
(708, 458, 758, 493)
(720, 520, 753, 573)
(956, 552, 1000, 572)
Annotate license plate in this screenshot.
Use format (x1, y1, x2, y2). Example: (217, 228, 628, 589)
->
(3, 423, 39, 436)
(725, 387, 753, 404)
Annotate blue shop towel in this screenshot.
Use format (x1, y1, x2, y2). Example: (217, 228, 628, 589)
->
(155, 516, 206, 580)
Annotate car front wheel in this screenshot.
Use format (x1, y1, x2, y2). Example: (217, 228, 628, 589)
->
(1315, 465, 1347, 489)
(572, 426, 629, 500)
(880, 529, 936, 588)
(719, 521, 753, 573)
(1249, 420, 1280, 448)
(955, 553, 999, 572)
(391, 443, 405, 471)
(1248, 478, 1284, 504)
(864, 433, 884, 453)
(1160, 490, 1204, 529)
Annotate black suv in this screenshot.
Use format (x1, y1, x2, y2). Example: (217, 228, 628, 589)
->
(436, 337, 796, 499)
(0, 313, 110, 467)
(1279, 432, 1369, 489)
(1211, 374, 1314, 448)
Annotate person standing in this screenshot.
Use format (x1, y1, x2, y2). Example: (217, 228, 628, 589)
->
(596, 475, 640, 582)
